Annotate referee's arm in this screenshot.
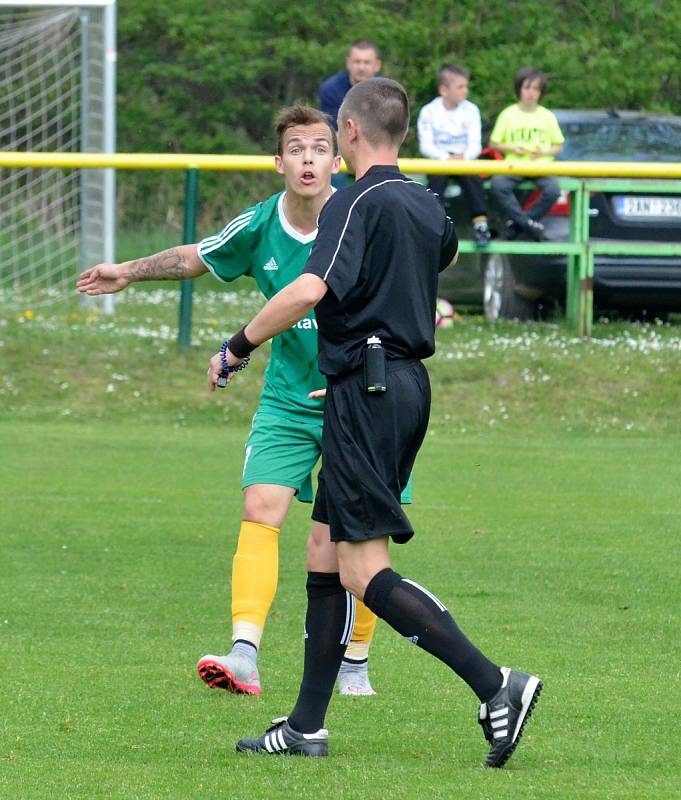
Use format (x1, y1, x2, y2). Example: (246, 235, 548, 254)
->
(208, 273, 328, 390)
(440, 212, 459, 270)
(243, 273, 328, 345)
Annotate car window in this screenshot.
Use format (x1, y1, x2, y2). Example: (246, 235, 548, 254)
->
(558, 121, 681, 162)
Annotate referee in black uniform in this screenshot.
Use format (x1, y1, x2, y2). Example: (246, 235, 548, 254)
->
(208, 78, 542, 768)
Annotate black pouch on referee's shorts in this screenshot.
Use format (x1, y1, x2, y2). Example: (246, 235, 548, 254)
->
(364, 336, 387, 393)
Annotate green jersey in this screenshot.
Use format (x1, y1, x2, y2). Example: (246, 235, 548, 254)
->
(198, 191, 324, 421)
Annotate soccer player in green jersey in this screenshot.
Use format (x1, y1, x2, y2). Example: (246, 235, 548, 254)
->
(76, 105, 393, 697)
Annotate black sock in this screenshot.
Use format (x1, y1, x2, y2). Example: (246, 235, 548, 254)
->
(287, 572, 354, 733)
(364, 568, 502, 701)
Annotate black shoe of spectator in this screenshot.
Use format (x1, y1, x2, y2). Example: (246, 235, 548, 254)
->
(504, 220, 521, 240)
(521, 217, 546, 241)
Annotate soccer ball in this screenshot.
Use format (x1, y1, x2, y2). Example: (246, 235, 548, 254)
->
(435, 297, 455, 329)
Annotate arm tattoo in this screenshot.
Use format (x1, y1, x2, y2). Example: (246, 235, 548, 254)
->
(128, 248, 189, 281)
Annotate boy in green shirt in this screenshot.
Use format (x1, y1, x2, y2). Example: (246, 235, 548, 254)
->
(76, 106, 393, 697)
(490, 67, 564, 240)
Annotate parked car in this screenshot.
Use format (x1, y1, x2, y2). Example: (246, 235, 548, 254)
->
(438, 110, 681, 320)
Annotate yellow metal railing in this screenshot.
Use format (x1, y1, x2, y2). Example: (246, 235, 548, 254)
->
(3, 151, 681, 179)
(3, 152, 681, 339)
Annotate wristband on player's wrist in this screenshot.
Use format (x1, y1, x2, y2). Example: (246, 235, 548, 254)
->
(228, 326, 257, 359)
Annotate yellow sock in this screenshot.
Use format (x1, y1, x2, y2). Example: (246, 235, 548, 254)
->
(344, 600, 378, 661)
(231, 520, 279, 650)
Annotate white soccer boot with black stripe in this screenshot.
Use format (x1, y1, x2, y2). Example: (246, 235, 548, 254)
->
(478, 666, 543, 768)
(235, 717, 328, 757)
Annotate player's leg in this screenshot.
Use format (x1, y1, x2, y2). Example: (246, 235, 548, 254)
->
(238, 517, 347, 748)
(197, 483, 294, 696)
(303, 518, 377, 697)
(337, 601, 377, 695)
(234, 482, 295, 644)
(341, 539, 542, 767)
(198, 412, 320, 695)
(302, 422, 381, 697)
(338, 537, 503, 703)
(336, 474, 411, 695)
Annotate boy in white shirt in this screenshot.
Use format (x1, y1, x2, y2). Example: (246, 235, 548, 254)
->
(417, 64, 491, 246)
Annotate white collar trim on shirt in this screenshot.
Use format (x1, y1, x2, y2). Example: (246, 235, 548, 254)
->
(278, 189, 335, 244)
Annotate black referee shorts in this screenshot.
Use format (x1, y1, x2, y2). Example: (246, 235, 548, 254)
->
(312, 358, 431, 544)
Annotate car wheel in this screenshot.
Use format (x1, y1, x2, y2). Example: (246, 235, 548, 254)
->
(483, 253, 535, 321)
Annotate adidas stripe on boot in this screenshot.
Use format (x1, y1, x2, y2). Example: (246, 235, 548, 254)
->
(478, 666, 543, 768)
(236, 717, 328, 757)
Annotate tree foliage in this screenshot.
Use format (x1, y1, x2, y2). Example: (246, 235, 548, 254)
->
(116, 0, 681, 230)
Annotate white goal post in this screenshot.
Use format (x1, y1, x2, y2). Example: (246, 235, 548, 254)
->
(0, 0, 116, 312)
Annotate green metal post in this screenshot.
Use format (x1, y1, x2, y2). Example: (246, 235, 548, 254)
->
(565, 185, 579, 327)
(577, 183, 592, 336)
(178, 168, 199, 348)
(566, 181, 586, 329)
(582, 248, 594, 336)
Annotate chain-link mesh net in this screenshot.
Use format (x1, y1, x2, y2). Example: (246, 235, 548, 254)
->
(0, 6, 107, 308)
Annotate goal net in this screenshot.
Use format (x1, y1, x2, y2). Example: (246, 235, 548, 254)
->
(0, 1, 115, 310)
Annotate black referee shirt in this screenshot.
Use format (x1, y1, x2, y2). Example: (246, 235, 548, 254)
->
(303, 165, 458, 377)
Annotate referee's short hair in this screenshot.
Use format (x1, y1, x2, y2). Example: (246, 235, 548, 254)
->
(275, 105, 338, 155)
(339, 77, 410, 148)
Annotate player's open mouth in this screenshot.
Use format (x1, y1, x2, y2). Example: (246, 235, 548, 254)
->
(301, 171, 316, 184)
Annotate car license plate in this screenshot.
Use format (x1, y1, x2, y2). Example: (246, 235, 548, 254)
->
(614, 196, 681, 218)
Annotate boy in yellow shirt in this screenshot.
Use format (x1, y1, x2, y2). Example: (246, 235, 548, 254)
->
(490, 67, 564, 240)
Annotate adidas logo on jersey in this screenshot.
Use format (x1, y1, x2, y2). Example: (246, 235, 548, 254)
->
(263, 257, 279, 271)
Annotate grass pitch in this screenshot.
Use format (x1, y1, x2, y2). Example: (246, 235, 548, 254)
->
(1, 289, 681, 798)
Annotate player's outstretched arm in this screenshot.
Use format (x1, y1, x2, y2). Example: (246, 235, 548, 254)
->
(76, 244, 206, 296)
